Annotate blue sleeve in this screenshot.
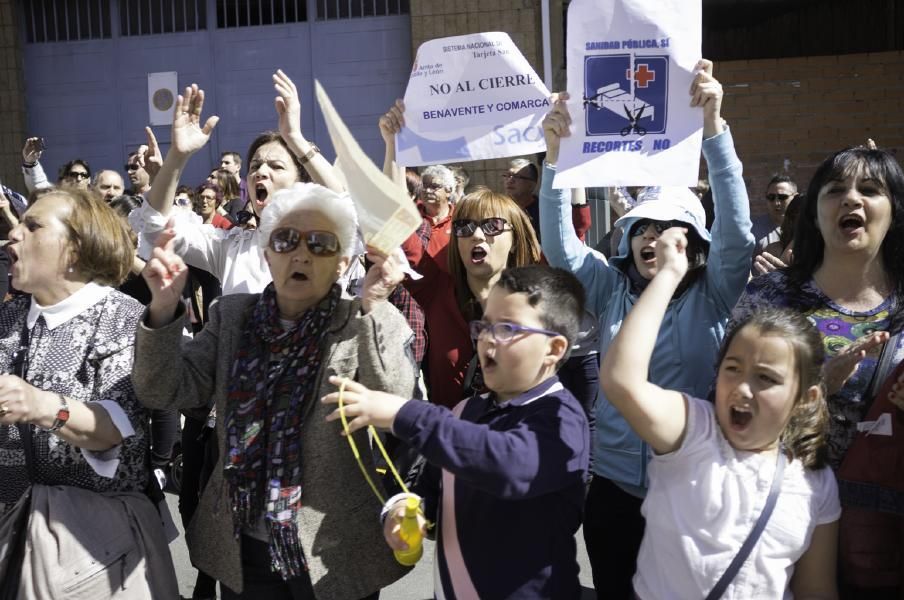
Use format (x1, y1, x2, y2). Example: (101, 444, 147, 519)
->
(393, 397, 588, 500)
(701, 128, 755, 314)
(538, 162, 619, 317)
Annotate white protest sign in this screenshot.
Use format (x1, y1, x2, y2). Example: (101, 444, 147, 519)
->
(553, 0, 702, 188)
(396, 32, 551, 167)
(315, 81, 421, 254)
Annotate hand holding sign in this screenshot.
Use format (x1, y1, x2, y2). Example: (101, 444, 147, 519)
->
(689, 59, 723, 138)
(542, 92, 572, 164)
(379, 100, 405, 145)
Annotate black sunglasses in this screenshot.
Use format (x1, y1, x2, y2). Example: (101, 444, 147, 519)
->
(125, 163, 140, 171)
(631, 219, 682, 237)
(268, 227, 340, 257)
(502, 173, 536, 182)
(235, 210, 255, 225)
(766, 193, 793, 202)
(66, 171, 89, 180)
(452, 217, 510, 238)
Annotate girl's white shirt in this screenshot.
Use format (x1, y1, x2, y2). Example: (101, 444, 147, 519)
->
(634, 396, 841, 600)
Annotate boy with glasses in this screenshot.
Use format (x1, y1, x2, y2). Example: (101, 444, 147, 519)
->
(322, 265, 590, 599)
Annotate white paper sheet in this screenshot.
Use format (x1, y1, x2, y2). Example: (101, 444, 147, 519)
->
(553, 0, 703, 188)
(315, 81, 421, 255)
(396, 32, 551, 167)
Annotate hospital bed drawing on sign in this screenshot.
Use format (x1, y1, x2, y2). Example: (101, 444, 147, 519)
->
(583, 83, 653, 136)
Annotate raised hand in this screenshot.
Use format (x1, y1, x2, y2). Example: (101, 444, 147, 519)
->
(361, 246, 406, 314)
(142, 126, 164, 183)
(752, 251, 788, 276)
(171, 84, 219, 158)
(542, 92, 572, 164)
(823, 331, 890, 396)
(689, 59, 723, 138)
(321, 376, 408, 433)
(379, 100, 405, 144)
(22, 137, 44, 165)
(655, 227, 689, 279)
(273, 69, 303, 145)
(143, 221, 189, 327)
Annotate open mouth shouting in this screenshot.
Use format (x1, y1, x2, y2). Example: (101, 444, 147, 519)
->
(639, 246, 656, 264)
(470, 246, 488, 265)
(838, 213, 865, 236)
(728, 404, 753, 431)
(254, 183, 270, 211)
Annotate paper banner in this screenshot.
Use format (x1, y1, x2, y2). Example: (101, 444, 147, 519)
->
(315, 80, 421, 254)
(553, 0, 702, 188)
(396, 32, 551, 167)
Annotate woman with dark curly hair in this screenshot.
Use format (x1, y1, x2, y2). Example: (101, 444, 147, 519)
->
(731, 144, 904, 597)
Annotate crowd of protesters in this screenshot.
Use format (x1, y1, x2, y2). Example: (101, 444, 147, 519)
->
(0, 56, 901, 600)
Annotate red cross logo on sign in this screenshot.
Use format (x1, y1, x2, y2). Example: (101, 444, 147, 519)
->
(625, 64, 656, 88)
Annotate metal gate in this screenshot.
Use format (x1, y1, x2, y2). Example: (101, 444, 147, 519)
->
(18, 0, 411, 188)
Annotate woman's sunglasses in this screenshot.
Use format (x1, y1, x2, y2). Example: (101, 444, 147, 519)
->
(235, 210, 255, 225)
(630, 219, 683, 237)
(268, 227, 340, 257)
(452, 217, 510, 238)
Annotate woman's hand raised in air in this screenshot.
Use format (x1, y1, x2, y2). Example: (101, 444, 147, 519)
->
(170, 84, 220, 159)
(541, 92, 572, 165)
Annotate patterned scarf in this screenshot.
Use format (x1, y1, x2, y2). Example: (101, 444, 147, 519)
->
(223, 283, 340, 579)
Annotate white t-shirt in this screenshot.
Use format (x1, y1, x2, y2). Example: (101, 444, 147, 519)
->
(130, 203, 271, 295)
(634, 396, 841, 600)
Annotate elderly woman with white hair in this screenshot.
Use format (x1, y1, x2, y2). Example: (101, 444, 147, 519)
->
(132, 182, 417, 599)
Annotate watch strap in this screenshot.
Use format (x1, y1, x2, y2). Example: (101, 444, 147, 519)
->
(47, 394, 70, 432)
(299, 144, 320, 165)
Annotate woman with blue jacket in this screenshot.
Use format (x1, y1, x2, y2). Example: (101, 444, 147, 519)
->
(539, 60, 754, 599)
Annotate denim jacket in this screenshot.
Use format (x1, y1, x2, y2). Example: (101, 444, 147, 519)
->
(539, 129, 754, 493)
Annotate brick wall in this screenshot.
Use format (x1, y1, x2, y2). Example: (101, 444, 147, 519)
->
(409, 0, 546, 192)
(0, 0, 25, 191)
(717, 51, 904, 219)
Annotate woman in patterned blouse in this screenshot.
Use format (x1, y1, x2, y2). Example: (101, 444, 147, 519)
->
(0, 188, 177, 597)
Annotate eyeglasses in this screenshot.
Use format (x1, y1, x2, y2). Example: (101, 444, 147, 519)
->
(469, 320, 561, 343)
(268, 227, 340, 257)
(452, 217, 510, 238)
(766, 193, 793, 202)
(630, 219, 682, 237)
(66, 171, 89, 180)
(502, 173, 537, 182)
(125, 163, 140, 172)
(422, 182, 446, 191)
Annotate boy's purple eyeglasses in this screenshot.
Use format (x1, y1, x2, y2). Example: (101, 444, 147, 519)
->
(469, 320, 561, 343)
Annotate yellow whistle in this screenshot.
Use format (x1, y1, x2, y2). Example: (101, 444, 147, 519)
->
(393, 496, 423, 566)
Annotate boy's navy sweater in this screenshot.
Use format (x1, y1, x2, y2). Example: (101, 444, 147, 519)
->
(393, 376, 590, 599)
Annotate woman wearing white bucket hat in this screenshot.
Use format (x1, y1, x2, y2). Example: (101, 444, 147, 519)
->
(539, 59, 754, 598)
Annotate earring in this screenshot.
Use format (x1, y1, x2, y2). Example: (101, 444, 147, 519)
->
(67, 266, 74, 273)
